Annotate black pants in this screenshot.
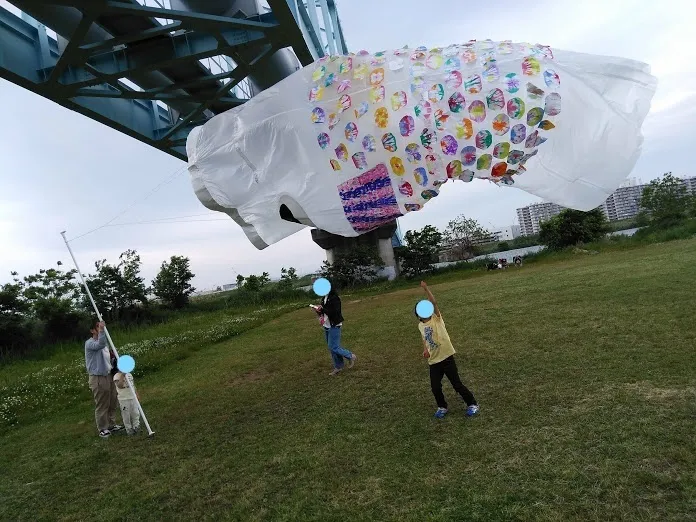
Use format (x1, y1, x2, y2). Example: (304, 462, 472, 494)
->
(429, 355, 477, 409)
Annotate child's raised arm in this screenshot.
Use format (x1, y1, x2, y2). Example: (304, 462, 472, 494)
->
(420, 281, 441, 317)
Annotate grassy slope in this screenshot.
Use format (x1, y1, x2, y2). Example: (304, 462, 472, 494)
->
(1, 241, 695, 521)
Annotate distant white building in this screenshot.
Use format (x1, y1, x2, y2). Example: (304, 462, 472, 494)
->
(516, 202, 565, 236)
(492, 225, 521, 241)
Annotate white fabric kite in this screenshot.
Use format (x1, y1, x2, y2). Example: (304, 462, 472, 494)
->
(186, 40, 657, 249)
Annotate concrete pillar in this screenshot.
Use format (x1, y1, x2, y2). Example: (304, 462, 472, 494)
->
(325, 248, 335, 264)
(311, 222, 399, 280)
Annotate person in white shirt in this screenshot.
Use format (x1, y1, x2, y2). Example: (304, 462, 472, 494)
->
(113, 371, 140, 435)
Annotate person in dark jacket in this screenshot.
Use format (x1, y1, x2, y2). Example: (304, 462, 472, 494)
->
(316, 285, 357, 376)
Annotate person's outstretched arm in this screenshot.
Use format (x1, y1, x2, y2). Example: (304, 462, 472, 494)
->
(85, 322, 108, 352)
(420, 281, 441, 317)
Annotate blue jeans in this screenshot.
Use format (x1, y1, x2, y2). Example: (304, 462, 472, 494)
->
(324, 327, 353, 369)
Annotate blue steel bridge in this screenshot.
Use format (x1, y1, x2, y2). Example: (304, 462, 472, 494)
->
(0, 0, 348, 160)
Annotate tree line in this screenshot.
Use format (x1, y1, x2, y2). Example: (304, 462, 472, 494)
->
(0, 252, 195, 359)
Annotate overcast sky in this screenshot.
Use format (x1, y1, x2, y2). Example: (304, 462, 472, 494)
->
(0, 0, 693, 290)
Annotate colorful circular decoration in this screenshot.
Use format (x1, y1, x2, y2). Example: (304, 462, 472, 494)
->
(309, 85, 324, 102)
(352, 152, 368, 170)
(483, 61, 500, 82)
(362, 135, 377, 152)
(522, 56, 541, 76)
(382, 132, 397, 152)
(421, 189, 439, 200)
(344, 122, 358, 142)
(375, 107, 389, 128)
(447, 160, 463, 178)
(335, 143, 348, 162)
(455, 118, 473, 139)
(399, 115, 415, 137)
(460, 169, 475, 182)
(428, 84, 445, 102)
(353, 63, 368, 80)
(525, 130, 540, 149)
(337, 94, 351, 113)
(441, 135, 458, 156)
(405, 203, 422, 212)
(543, 69, 560, 88)
(434, 109, 449, 130)
(370, 86, 385, 104)
(411, 76, 426, 96)
(445, 57, 461, 72)
(527, 83, 545, 99)
(317, 132, 330, 149)
(414, 101, 432, 120)
(486, 88, 505, 111)
(492, 162, 508, 177)
(477, 154, 492, 170)
(330, 159, 341, 171)
(507, 98, 526, 119)
(510, 124, 526, 144)
(391, 91, 408, 111)
(328, 112, 340, 130)
(414, 167, 428, 186)
(339, 58, 352, 74)
(406, 143, 422, 163)
(399, 181, 413, 197)
(370, 68, 385, 86)
(505, 72, 520, 93)
(426, 154, 440, 175)
(311, 107, 326, 124)
(446, 71, 463, 90)
(492, 114, 510, 136)
(390, 156, 405, 175)
(337, 79, 352, 94)
(461, 145, 477, 166)
(448, 92, 466, 113)
(426, 54, 443, 69)
(475, 130, 492, 150)
(527, 107, 544, 127)
(354, 101, 369, 119)
(324, 73, 336, 88)
(507, 150, 525, 164)
(468, 100, 486, 122)
(545, 93, 562, 116)
(420, 128, 434, 150)
(464, 74, 482, 94)
(493, 142, 510, 159)
(312, 66, 326, 82)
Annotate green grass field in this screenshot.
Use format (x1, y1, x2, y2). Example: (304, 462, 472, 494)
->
(1, 240, 695, 521)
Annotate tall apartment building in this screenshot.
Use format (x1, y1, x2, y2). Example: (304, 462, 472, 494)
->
(600, 184, 644, 221)
(516, 176, 696, 235)
(516, 202, 565, 236)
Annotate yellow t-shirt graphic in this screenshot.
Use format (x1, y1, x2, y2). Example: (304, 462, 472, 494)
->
(418, 314, 456, 365)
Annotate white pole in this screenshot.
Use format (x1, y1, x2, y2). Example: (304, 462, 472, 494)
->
(61, 231, 155, 437)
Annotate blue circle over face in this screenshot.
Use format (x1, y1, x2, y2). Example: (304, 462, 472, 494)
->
(313, 278, 332, 297)
(117, 355, 135, 373)
(416, 300, 435, 319)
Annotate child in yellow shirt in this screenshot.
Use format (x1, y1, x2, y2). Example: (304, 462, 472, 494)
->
(417, 281, 479, 419)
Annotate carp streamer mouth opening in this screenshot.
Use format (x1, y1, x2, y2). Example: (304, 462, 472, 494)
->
(280, 204, 302, 224)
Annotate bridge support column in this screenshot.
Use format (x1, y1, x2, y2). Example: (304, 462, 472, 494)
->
(311, 222, 399, 281)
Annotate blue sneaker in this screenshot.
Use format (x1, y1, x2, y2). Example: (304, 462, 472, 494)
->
(434, 407, 448, 419)
(466, 404, 479, 417)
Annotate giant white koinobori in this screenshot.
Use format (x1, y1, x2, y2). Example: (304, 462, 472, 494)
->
(185, 40, 657, 249)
